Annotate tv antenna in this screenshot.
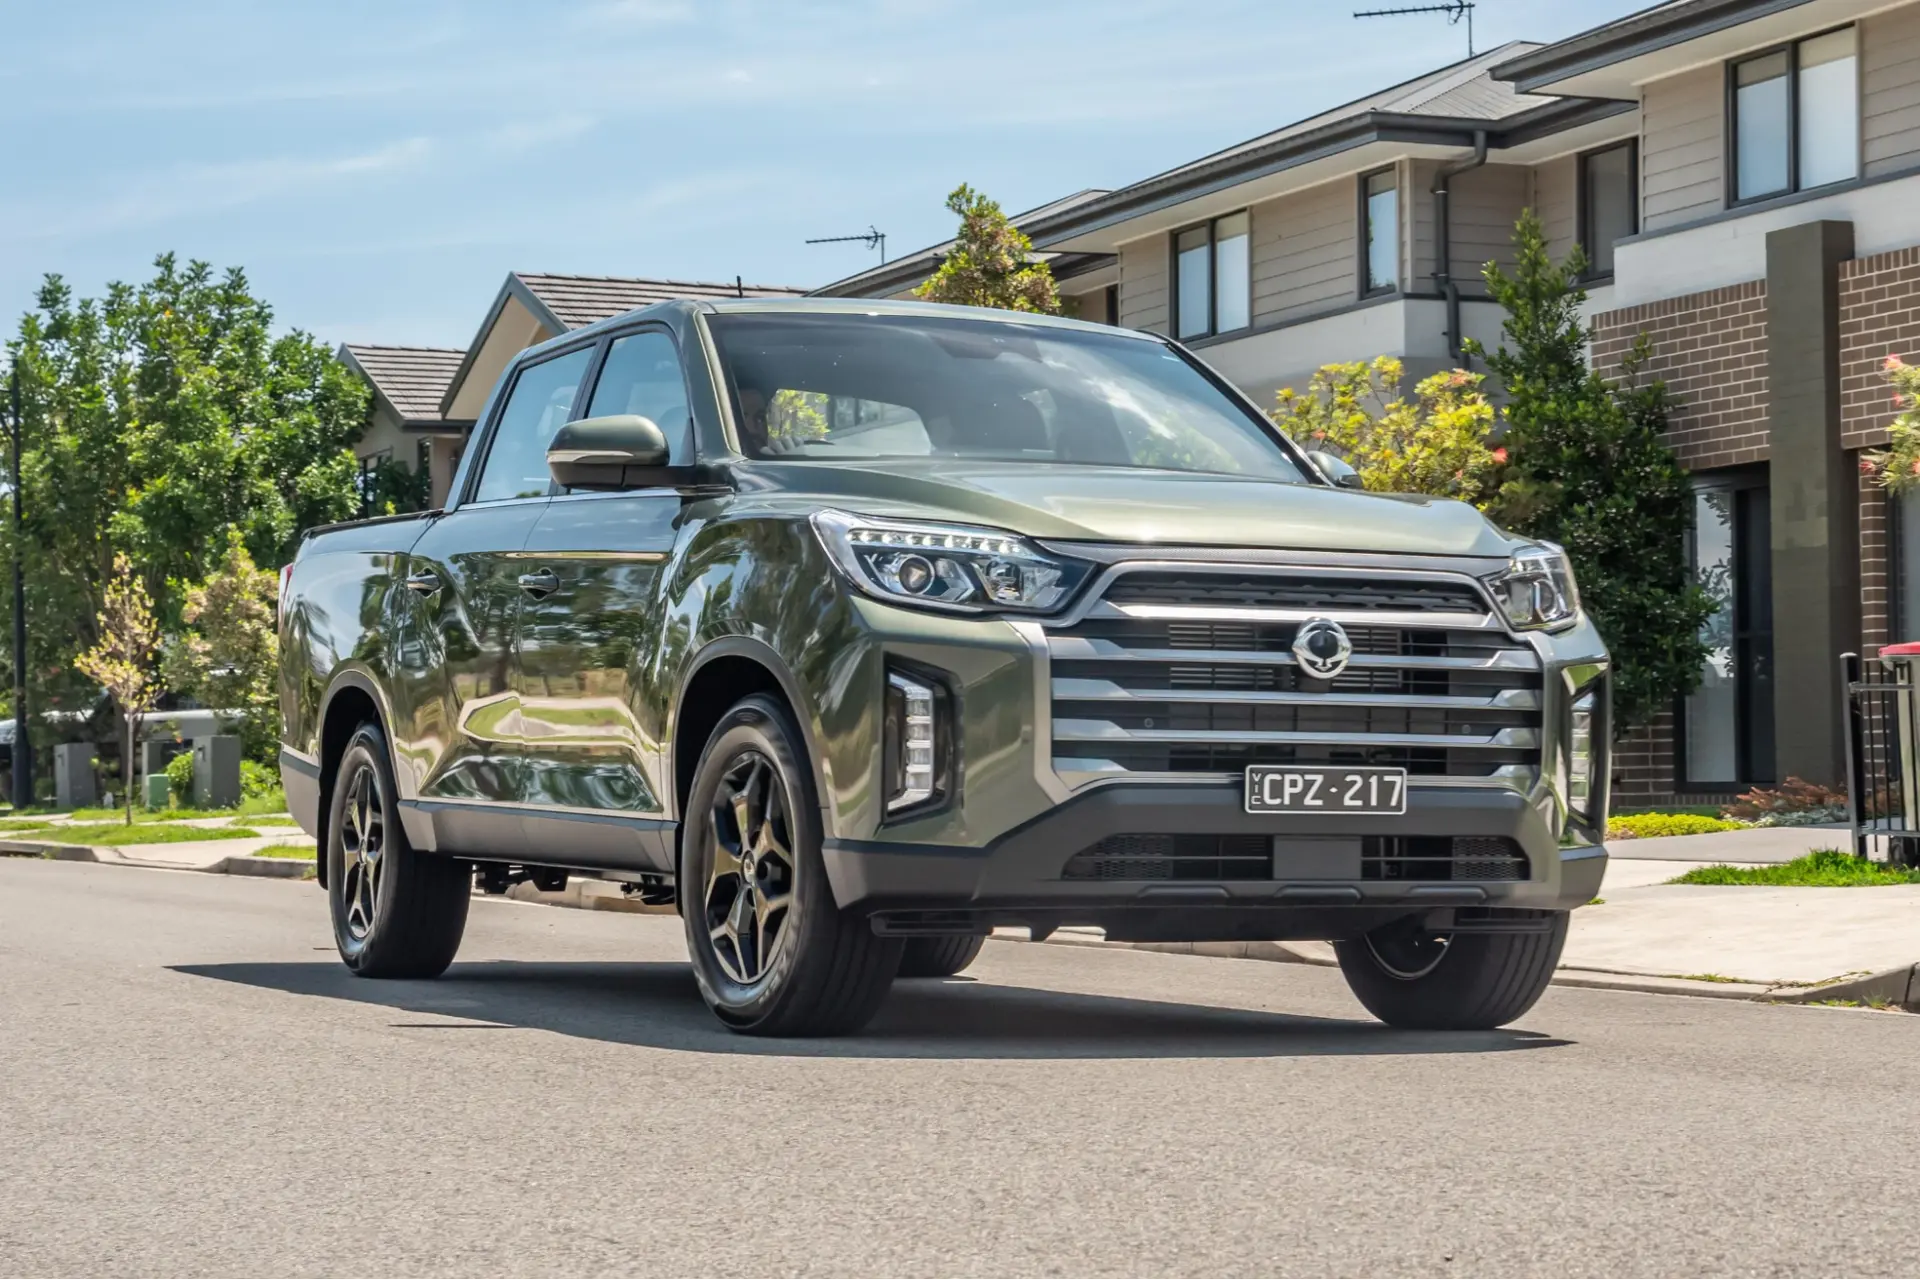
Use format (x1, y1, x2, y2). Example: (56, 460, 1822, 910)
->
(1354, 1, 1475, 57)
(806, 225, 887, 264)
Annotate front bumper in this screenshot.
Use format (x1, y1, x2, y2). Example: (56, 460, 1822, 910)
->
(823, 781, 1605, 940)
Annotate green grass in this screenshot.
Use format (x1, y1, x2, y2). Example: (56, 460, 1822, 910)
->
(247, 843, 314, 859)
(1668, 849, 1920, 887)
(1587, 897, 1606, 906)
(1807, 997, 1902, 1010)
(33, 823, 262, 846)
(1679, 972, 1744, 984)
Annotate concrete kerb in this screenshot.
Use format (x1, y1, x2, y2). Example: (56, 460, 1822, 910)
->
(0, 838, 312, 879)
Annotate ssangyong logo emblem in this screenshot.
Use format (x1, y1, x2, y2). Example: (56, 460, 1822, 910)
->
(1292, 617, 1352, 680)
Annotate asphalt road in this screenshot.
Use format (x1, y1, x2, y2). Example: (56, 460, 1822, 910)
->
(3, 859, 1917, 1278)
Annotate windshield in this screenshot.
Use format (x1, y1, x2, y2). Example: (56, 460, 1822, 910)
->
(705, 311, 1309, 482)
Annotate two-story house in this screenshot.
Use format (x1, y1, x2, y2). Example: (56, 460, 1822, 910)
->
(820, 0, 1920, 806)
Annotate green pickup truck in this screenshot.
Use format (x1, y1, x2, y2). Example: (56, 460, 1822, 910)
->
(278, 298, 1608, 1036)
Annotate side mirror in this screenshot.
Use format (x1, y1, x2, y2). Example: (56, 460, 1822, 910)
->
(1307, 450, 1364, 490)
(546, 415, 670, 490)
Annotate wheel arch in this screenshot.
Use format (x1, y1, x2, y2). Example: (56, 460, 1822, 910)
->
(313, 671, 392, 888)
(671, 637, 828, 835)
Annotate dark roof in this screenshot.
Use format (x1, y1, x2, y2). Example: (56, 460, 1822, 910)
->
(811, 189, 1114, 299)
(513, 272, 805, 330)
(338, 344, 468, 425)
(1020, 42, 1632, 248)
(1491, 0, 1814, 94)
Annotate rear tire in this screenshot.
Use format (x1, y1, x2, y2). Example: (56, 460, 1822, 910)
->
(1334, 911, 1567, 1030)
(681, 694, 902, 1036)
(898, 934, 986, 978)
(327, 722, 470, 979)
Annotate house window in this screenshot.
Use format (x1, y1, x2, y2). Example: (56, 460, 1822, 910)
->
(1731, 27, 1857, 203)
(1104, 284, 1120, 326)
(1361, 169, 1398, 295)
(1172, 212, 1250, 340)
(1682, 473, 1775, 787)
(1578, 141, 1636, 279)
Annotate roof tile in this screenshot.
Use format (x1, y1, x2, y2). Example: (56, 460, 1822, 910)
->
(341, 345, 467, 422)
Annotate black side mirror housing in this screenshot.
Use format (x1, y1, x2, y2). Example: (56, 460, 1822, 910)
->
(1306, 449, 1364, 490)
(546, 415, 671, 490)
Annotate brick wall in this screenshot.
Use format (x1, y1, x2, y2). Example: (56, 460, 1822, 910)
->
(1840, 245, 1920, 450)
(1591, 280, 1770, 466)
(1863, 469, 1892, 651)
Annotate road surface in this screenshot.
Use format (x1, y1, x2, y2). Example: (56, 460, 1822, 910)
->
(2, 857, 1915, 1277)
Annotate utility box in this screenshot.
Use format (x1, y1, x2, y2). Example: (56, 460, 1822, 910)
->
(191, 735, 242, 810)
(143, 772, 171, 809)
(53, 743, 99, 810)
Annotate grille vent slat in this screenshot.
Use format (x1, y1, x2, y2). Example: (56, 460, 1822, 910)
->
(1048, 570, 1543, 782)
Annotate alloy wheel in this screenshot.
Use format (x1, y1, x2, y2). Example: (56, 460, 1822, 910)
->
(338, 762, 385, 941)
(703, 751, 796, 987)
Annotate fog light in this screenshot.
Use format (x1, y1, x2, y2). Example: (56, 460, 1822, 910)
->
(886, 670, 939, 812)
(1570, 691, 1596, 823)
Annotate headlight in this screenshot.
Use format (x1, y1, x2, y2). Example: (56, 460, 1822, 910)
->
(1482, 543, 1580, 631)
(811, 509, 1092, 614)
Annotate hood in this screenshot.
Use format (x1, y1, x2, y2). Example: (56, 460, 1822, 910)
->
(741, 459, 1517, 558)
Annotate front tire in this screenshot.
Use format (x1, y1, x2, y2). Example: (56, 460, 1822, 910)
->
(681, 694, 902, 1036)
(1334, 911, 1567, 1030)
(898, 934, 986, 978)
(327, 722, 470, 978)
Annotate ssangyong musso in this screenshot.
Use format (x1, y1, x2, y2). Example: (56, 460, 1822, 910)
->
(279, 299, 1608, 1035)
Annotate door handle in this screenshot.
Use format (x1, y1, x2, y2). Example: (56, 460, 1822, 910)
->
(517, 568, 560, 598)
(405, 569, 442, 597)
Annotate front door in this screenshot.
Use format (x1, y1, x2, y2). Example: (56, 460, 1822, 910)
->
(390, 341, 597, 849)
(509, 328, 690, 871)
(1682, 472, 1775, 788)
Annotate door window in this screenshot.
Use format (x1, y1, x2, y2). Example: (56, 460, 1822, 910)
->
(585, 330, 691, 463)
(471, 346, 595, 503)
(1684, 477, 1774, 786)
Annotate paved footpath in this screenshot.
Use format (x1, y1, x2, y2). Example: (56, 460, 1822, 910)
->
(4, 857, 1920, 1278)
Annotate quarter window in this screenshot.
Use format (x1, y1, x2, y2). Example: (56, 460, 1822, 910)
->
(1172, 212, 1251, 340)
(471, 346, 594, 503)
(1731, 28, 1857, 203)
(1578, 142, 1636, 279)
(1362, 169, 1398, 295)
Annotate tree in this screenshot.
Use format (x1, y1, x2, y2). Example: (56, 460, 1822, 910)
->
(1862, 355, 1920, 491)
(913, 184, 1061, 314)
(3, 254, 367, 754)
(162, 530, 279, 762)
(1465, 210, 1715, 730)
(1272, 357, 1500, 504)
(74, 554, 162, 824)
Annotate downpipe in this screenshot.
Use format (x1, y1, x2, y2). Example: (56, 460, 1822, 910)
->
(1431, 129, 1489, 362)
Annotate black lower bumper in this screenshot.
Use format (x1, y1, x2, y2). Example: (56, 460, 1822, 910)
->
(822, 783, 1604, 940)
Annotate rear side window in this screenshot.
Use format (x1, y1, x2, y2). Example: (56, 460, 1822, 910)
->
(587, 330, 691, 460)
(472, 346, 595, 503)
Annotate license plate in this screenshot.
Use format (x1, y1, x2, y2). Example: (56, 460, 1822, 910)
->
(1244, 766, 1407, 815)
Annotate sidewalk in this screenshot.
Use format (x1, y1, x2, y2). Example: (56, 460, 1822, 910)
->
(1607, 823, 1850, 863)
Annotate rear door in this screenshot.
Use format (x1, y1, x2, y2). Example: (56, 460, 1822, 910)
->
(512, 327, 691, 871)
(388, 342, 596, 852)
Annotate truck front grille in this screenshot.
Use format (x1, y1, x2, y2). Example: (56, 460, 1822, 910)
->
(1046, 568, 1543, 786)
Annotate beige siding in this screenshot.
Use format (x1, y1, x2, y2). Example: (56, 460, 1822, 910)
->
(1448, 163, 1529, 295)
(1641, 64, 1723, 231)
(1864, 5, 1920, 178)
(1535, 154, 1577, 263)
(1408, 159, 1438, 292)
(1118, 240, 1168, 334)
(1249, 179, 1356, 325)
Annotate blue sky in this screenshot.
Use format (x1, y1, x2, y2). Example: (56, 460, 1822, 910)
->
(1, 0, 1647, 350)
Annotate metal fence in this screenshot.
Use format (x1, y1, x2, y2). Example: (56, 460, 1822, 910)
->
(1842, 651, 1920, 865)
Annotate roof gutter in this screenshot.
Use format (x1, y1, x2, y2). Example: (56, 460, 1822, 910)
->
(1431, 129, 1489, 362)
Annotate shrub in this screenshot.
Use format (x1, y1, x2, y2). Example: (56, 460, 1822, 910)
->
(164, 751, 196, 807)
(1671, 849, 1920, 886)
(1270, 357, 1499, 503)
(1607, 811, 1743, 840)
(1721, 777, 1848, 826)
(240, 758, 278, 799)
